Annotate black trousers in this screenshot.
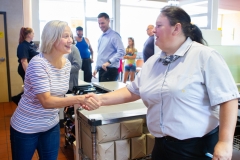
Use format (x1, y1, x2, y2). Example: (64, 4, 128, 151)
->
(82, 59, 92, 83)
(152, 127, 219, 160)
(18, 64, 25, 82)
(98, 67, 118, 82)
(12, 64, 25, 105)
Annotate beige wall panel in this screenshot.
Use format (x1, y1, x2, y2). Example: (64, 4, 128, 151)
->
(0, 0, 24, 96)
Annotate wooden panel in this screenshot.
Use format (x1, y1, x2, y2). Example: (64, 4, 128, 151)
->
(0, 14, 9, 102)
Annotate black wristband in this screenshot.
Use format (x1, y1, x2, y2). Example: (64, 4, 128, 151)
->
(108, 60, 111, 64)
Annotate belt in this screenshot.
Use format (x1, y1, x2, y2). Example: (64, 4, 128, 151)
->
(98, 67, 117, 71)
(159, 126, 219, 142)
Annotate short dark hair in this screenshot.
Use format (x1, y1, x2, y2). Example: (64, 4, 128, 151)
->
(161, 6, 207, 45)
(97, 12, 109, 19)
(76, 26, 83, 31)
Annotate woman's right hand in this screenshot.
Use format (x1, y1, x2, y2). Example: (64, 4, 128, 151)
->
(79, 93, 101, 111)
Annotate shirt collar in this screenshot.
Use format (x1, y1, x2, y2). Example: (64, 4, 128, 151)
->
(102, 28, 112, 36)
(160, 37, 193, 59)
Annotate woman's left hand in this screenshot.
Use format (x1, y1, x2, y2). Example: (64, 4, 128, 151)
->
(213, 141, 232, 160)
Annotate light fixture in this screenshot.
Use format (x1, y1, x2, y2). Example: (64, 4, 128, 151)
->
(168, 0, 179, 6)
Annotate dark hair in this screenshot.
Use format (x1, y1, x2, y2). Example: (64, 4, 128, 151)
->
(76, 26, 83, 31)
(127, 37, 135, 48)
(19, 27, 33, 44)
(161, 6, 207, 45)
(97, 12, 109, 19)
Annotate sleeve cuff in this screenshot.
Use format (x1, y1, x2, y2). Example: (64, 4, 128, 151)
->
(210, 92, 240, 106)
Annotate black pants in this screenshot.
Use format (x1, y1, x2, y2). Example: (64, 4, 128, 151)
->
(18, 64, 25, 82)
(152, 127, 219, 160)
(82, 59, 92, 83)
(12, 64, 25, 105)
(98, 67, 118, 82)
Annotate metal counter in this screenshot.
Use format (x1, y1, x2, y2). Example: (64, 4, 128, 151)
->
(77, 100, 147, 160)
(92, 81, 126, 92)
(75, 82, 147, 160)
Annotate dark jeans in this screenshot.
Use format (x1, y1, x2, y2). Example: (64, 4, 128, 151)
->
(10, 123, 60, 160)
(82, 58, 92, 83)
(152, 127, 219, 160)
(99, 67, 119, 82)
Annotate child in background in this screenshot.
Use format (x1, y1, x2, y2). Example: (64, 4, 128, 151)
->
(123, 37, 137, 83)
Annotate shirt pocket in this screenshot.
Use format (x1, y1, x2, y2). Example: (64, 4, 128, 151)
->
(166, 74, 193, 97)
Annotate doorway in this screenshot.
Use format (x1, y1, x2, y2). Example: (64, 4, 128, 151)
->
(0, 12, 11, 102)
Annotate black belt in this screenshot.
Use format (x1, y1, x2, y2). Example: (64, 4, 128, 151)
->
(159, 126, 219, 142)
(98, 67, 117, 71)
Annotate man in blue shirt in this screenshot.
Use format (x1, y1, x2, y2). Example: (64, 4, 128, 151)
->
(143, 25, 155, 62)
(75, 26, 94, 82)
(93, 12, 125, 82)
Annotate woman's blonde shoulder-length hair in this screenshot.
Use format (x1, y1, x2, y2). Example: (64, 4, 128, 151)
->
(40, 20, 68, 54)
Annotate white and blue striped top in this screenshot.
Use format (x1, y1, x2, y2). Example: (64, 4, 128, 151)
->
(11, 53, 71, 133)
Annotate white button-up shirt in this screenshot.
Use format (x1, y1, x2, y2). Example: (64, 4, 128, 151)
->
(127, 38, 239, 140)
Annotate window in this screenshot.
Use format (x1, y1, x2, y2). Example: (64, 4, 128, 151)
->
(39, 0, 84, 37)
(120, 0, 165, 56)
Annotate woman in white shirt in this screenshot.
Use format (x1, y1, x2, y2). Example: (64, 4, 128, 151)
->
(10, 20, 99, 160)
(84, 6, 238, 160)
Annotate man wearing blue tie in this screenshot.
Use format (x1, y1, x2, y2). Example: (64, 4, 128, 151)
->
(93, 12, 125, 82)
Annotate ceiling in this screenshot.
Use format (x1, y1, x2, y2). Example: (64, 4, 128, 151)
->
(146, 0, 240, 11)
(179, 0, 240, 11)
(219, 0, 240, 11)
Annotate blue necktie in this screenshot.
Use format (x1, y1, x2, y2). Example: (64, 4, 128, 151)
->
(162, 55, 180, 65)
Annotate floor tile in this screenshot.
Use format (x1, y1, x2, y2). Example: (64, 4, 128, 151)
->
(0, 102, 74, 160)
(0, 136, 7, 144)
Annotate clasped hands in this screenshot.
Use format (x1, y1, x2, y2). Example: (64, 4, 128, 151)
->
(80, 93, 101, 111)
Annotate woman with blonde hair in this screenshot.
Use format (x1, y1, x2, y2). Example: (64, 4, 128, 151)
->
(10, 20, 99, 160)
(123, 37, 137, 83)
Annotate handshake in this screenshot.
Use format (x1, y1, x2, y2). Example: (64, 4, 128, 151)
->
(79, 93, 102, 111)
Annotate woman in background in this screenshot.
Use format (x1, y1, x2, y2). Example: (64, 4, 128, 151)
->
(123, 37, 137, 83)
(17, 27, 39, 81)
(12, 27, 39, 105)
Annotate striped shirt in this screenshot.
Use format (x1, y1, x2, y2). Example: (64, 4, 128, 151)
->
(11, 53, 71, 133)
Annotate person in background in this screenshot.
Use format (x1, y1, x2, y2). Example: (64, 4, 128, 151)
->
(123, 37, 137, 83)
(11, 27, 39, 105)
(75, 26, 93, 83)
(10, 20, 99, 160)
(143, 24, 154, 62)
(117, 59, 123, 81)
(64, 35, 82, 93)
(93, 12, 125, 82)
(84, 6, 238, 160)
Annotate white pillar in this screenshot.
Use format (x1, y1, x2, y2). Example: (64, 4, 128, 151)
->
(31, 0, 40, 41)
(22, 0, 32, 28)
(114, 0, 120, 33)
(211, 0, 219, 30)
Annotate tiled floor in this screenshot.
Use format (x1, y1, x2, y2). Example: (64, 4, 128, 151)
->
(0, 102, 74, 160)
